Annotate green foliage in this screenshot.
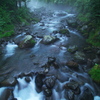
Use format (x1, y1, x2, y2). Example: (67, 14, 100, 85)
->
(0, 7, 14, 38)
(89, 64, 100, 83)
(30, 39, 36, 44)
(59, 29, 69, 34)
(87, 27, 100, 47)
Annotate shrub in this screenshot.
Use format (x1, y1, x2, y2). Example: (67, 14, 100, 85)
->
(89, 64, 100, 83)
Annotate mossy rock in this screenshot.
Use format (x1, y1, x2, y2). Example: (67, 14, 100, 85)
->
(42, 35, 58, 44)
(19, 35, 36, 48)
(89, 64, 100, 84)
(59, 29, 70, 37)
(68, 45, 78, 53)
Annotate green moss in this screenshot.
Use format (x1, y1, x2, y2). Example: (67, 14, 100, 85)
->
(30, 39, 36, 44)
(89, 64, 100, 83)
(59, 29, 70, 34)
(87, 27, 100, 47)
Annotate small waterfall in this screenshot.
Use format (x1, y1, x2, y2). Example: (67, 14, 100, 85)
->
(94, 96, 100, 100)
(52, 89, 60, 100)
(13, 77, 44, 100)
(0, 87, 6, 96)
(4, 42, 18, 58)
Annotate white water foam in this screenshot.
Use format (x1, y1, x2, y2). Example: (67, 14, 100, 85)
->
(94, 96, 100, 100)
(13, 77, 44, 100)
(0, 87, 6, 96)
(5, 42, 18, 58)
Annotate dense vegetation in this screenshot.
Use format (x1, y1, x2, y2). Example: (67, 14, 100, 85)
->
(0, 0, 100, 46)
(0, 0, 39, 38)
(40, 0, 100, 47)
(89, 64, 100, 83)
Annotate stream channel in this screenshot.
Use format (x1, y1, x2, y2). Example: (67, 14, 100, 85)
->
(0, 1, 100, 100)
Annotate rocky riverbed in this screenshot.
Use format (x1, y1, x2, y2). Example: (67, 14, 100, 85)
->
(0, 4, 100, 100)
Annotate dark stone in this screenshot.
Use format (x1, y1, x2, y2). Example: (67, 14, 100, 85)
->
(43, 85, 52, 97)
(87, 59, 94, 69)
(25, 76, 31, 83)
(67, 45, 78, 53)
(93, 57, 100, 64)
(44, 76, 56, 89)
(59, 29, 70, 37)
(48, 57, 56, 65)
(64, 90, 74, 100)
(18, 73, 25, 78)
(35, 73, 45, 90)
(66, 61, 79, 69)
(0, 78, 17, 87)
(53, 62, 59, 69)
(74, 51, 87, 64)
(64, 81, 80, 94)
(0, 88, 13, 100)
(79, 87, 94, 100)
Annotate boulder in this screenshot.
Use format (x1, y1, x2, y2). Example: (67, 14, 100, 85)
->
(59, 29, 70, 37)
(25, 76, 31, 83)
(18, 35, 36, 48)
(74, 51, 86, 64)
(43, 85, 52, 97)
(66, 61, 79, 69)
(44, 76, 56, 89)
(64, 81, 80, 95)
(64, 90, 74, 100)
(66, 15, 78, 28)
(42, 35, 58, 44)
(68, 45, 78, 53)
(0, 78, 17, 87)
(48, 57, 56, 65)
(0, 88, 13, 100)
(93, 57, 100, 64)
(79, 87, 94, 100)
(35, 73, 45, 91)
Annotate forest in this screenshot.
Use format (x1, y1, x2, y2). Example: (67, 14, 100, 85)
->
(0, 0, 100, 100)
(0, 0, 100, 46)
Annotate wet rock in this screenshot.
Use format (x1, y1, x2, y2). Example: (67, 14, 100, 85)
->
(44, 76, 56, 89)
(0, 88, 13, 100)
(25, 76, 31, 83)
(66, 15, 78, 28)
(87, 59, 94, 69)
(79, 87, 94, 100)
(64, 81, 80, 95)
(67, 45, 78, 53)
(17, 73, 25, 78)
(14, 35, 25, 45)
(35, 73, 45, 91)
(42, 35, 58, 44)
(0, 77, 17, 87)
(48, 57, 56, 65)
(64, 90, 74, 100)
(74, 51, 86, 64)
(93, 57, 100, 64)
(53, 30, 58, 34)
(59, 29, 70, 37)
(43, 85, 52, 97)
(53, 62, 59, 69)
(18, 35, 36, 48)
(66, 61, 79, 69)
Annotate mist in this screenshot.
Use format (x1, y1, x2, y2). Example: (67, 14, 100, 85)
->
(27, 0, 76, 13)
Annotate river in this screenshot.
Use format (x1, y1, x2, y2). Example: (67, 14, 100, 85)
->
(0, 0, 100, 100)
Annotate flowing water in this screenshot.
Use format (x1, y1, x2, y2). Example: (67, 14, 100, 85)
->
(0, 1, 100, 100)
